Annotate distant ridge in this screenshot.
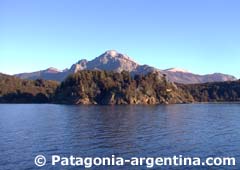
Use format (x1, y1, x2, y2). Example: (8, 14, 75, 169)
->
(14, 50, 237, 84)
(164, 68, 189, 73)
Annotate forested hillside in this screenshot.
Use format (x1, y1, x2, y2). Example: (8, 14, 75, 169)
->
(180, 81, 240, 102)
(1, 71, 240, 104)
(54, 70, 194, 104)
(0, 73, 58, 103)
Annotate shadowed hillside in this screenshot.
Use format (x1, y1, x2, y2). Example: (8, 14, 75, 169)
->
(180, 81, 240, 102)
(1, 71, 240, 104)
(0, 73, 59, 103)
(54, 70, 194, 104)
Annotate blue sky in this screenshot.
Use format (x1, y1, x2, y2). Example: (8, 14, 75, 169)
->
(0, 0, 240, 78)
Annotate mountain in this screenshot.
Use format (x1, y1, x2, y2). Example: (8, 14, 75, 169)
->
(15, 67, 69, 82)
(164, 68, 190, 73)
(15, 50, 237, 84)
(161, 69, 237, 84)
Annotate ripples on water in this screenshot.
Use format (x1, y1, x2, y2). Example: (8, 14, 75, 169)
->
(0, 104, 239, 170)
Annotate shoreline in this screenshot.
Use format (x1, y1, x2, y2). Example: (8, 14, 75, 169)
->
(0, 101, 240, 105)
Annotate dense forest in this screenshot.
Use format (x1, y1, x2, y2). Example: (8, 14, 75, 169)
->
(0, 71, 240, 104)
(54, 70, 194, 104)
(179, 81, 240, 102)
(0, 73, 58, 103)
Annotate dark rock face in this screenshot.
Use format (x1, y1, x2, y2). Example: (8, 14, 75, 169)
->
(14, 50, 237, 84)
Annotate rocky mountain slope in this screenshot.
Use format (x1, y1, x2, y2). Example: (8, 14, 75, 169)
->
(15, 50, 237, 84)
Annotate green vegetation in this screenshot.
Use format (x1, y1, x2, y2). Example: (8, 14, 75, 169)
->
(0, 73, 59, 103)
(54, 70, 194, 104)
(1, 71, 240, 104)
(180, 81, 240, 102)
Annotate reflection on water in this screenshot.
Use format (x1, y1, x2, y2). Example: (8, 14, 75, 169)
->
(0, 104, 239, 170)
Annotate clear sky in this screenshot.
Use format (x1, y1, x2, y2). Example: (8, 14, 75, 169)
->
(0, 0, 240, 78)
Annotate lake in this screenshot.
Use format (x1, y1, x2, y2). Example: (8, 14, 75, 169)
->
(0, 104, 239, 170)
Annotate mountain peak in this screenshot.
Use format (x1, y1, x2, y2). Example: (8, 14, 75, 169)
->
(101, 50, 132, 61)
(45, 67, 62, 73)
(84, 50, 138, 72)
(14, 51, 237, 84)
(165, 68, 189, 73)
(105, 50, 118, 57)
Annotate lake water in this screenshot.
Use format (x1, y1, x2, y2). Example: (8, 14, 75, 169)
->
(0, 104, 239, 170)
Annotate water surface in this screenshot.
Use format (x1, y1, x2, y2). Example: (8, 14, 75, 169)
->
(0, 104, 239, 170)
